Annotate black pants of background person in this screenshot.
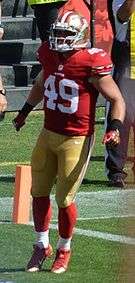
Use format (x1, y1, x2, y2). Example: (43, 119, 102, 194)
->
(31, 2, 66, 42)
(105, 71, 135, 187)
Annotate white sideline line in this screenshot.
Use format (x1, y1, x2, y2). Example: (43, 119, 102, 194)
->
(51, 190, 135, 219)
(74, 227, 135, 245)
(0, 162, 29, 167)
(0, 174, 15, 178)
(28, 222, 135, 245)
(1, 220, 135, 245)
(44, 214, 135, 221)
(1, 190, 135, 245)
(1, 190, 135, 220)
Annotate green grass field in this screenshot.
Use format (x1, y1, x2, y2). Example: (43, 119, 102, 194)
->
(0, 108, 135, 283)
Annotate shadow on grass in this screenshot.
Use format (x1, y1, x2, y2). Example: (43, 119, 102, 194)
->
(82, 178, 135, 187)
(0, 267, 25, 273)
(90, 155, 135, 162)
(0, 220, 11, 223)
(0, 267, 51, 273)
(90, 156, 104, 162)
(0, 176, 15, 183)
(82, 178, 108, 186)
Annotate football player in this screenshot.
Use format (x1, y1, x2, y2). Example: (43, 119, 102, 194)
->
(13, 11, 125, 273)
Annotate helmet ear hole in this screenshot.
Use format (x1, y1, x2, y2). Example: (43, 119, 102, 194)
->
(49, 12, 90, 52)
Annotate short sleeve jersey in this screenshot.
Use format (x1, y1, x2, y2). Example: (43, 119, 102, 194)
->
(38, 43, 112, 136)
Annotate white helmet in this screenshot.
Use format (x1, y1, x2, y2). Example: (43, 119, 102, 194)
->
(49, 11, 90, 52)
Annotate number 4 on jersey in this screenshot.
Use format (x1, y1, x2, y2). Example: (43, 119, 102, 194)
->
(44, 75, 79, 114)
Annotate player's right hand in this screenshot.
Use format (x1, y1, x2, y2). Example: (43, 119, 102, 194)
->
(12, 112, 26, 131)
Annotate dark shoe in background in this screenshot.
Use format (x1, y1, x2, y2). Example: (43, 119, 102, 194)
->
(108, 171, 127, 188)
(109, 176, 125, 188)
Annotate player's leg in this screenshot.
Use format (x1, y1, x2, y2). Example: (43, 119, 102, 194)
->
(27, 128, 57, 272)
(51, 134, 95, 273)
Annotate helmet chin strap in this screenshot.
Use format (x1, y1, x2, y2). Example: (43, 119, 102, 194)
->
(57, 45, 73, 52)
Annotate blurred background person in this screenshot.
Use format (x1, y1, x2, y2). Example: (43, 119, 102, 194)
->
(95, 0, 113, 53)
(27, 0, 68, 42)
(0, 0, 7, 120)
(27, 0, 90, 42)
(59, 0, 90, 22)
(105, 0, 135, 187)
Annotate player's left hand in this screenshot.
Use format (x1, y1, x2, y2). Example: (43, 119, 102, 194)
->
(102, 129, 120, 147)
(12, 112, 26, 131)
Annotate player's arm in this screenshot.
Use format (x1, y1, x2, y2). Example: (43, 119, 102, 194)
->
(117, 0, 135, 23)
(0, 74, 7, 113)
(26, 69, 44, 106)
(93, 74, 125, 122)
(0, 91, 7, 123)
(0, 0, 4, 40)
(0, 74, 7, 121)
(0, 92, 7, 112)
(92, 74, 126, 146)
(13, 69, 44, 131)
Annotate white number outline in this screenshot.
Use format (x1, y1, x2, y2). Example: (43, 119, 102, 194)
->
(44, 75, 79, 114)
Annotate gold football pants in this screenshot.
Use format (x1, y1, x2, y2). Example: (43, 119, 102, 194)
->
(31, 128, 94, 207)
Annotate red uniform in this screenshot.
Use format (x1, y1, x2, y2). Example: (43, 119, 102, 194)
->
(38, 42, 112, 136)
(14, 10, 119, 274)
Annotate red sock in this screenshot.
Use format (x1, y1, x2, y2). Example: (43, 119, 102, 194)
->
(58, 202, 77, 238)
(33, 196, 52, 232)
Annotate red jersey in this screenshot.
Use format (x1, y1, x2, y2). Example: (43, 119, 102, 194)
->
(38, 42, 112, 136)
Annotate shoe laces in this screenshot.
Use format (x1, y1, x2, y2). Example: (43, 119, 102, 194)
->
(53, 249, 70, 268)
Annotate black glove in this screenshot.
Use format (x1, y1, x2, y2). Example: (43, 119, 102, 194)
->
(12, 111, 26, 131)
(12, 102, 34, 131)
(0, 111, 5, 122)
